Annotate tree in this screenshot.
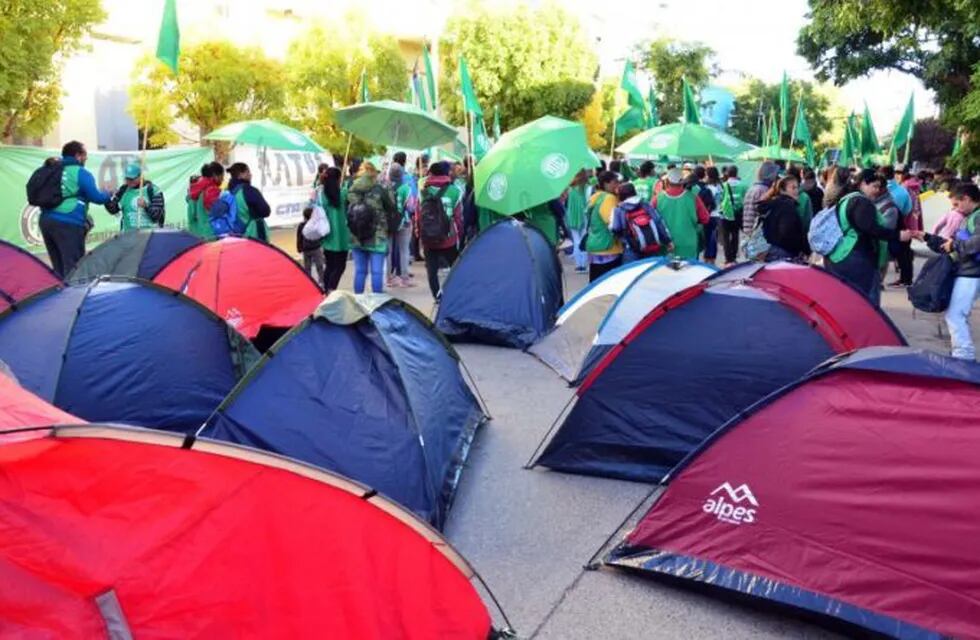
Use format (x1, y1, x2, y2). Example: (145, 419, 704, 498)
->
(902, 118, 956, 168)
(579, 88, 606, 149)
(636, 39, 715, 125)
(729, 79, 835, 147)
(0, 0, 106, 142)
(440, 3, 598, 129)
(797, 0, 980, 171)
(283, 17, 407, 156)
(128, 42, 285, 147)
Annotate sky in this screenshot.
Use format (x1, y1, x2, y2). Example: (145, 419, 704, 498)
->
(561, 0, 937, 132)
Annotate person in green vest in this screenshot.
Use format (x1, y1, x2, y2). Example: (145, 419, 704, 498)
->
(652, 167, 710, 259)
(822, 167, 908, 305)
(105, 163, 166, 232)
(718, 165, 747, 266)
(38, 141, 112, 277)
(347, 161, 397, 293)
(918, 182, 980, 360)
(858, 169, 900, 278)
(634, 161, 657, 203)
(388, 163, 417, 288)
(787, 167, 813, 237)
(227, 163, 271, 242)
(565, 170, 590, 272)
(521, 201, 563, 246)
(186, 162, 222, 239)
(585, 170, 623, 282)
(315, 166, 350, 292)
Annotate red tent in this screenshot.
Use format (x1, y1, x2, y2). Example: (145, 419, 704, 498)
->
(707, 261, 905, 348)
(0, 374, 80, 443)
(607, 347, 980, 639)
(153, 238, 323, 339)
(0, 426, 501, 638)
(0, 239, 61, 313)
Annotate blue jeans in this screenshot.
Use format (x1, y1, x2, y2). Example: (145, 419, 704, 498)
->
(570, 227, 588, 270)
(703, 217, 719, 261)
(946, 277, 978, 360)
(351, 248, 385, 293)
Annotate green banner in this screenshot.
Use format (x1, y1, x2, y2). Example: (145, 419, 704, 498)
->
(0, 145, 213, 252)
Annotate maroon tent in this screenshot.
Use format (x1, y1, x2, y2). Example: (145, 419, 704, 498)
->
(0, 239, 60, 313)
(607, 347, 980, 638)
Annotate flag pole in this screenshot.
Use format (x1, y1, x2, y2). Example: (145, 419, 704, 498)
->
(464, 107, 475, 171)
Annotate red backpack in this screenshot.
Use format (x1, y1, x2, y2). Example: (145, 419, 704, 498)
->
(625, 204, 663, 255)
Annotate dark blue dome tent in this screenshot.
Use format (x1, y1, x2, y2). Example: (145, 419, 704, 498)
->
(68, 229, 202, 283)
(435, 219, 563, 349)
(0, 277, 258, 432)
(202, 291, 489, 529)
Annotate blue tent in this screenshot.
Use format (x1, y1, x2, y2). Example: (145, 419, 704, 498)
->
(0, 277, 258, 432)
(68, 229, 202, 283)
(530, 279, 859, 483)
(202, 291, 488, 529)
(435, 219, 563, 349)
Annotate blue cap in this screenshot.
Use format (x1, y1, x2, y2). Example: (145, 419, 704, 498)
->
(124, 163, 142, 180)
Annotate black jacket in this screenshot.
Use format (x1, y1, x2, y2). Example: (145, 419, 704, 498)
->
(841, 192, 899, 261)
(758, 194, 807, 256)
(228, 177, 271, 220)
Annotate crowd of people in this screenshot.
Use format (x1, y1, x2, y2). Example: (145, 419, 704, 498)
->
(30, 138, 979, 361)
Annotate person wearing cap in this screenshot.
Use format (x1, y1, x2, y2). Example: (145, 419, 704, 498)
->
(105, 162, 165, 231)
(742, 161, 779, 237)
(38, 140, 113, 277)
(652, 167, 709, 259)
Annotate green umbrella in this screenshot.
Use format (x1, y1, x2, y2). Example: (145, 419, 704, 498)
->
(475, 116, 592, 215)
(617, 122, 753, 161)
(334, 100, 458, 150)
(586, 149, 602, 168)
(204, 119, 324, 152)
(739, 145, 806, 163)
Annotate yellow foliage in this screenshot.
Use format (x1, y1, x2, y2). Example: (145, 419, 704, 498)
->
(579, 90, 606, 149)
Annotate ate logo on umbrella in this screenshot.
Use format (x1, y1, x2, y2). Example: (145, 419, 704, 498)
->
(702, 482, 759, 525)
(486, 173, 508, 201)
(540, 153, 570, 180)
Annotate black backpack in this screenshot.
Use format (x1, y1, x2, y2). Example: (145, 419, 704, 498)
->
(27, 162, 66, 209)
(419, 185, 452, 246)
(347, 200, 379, 244)
(908, 254, 957, 313)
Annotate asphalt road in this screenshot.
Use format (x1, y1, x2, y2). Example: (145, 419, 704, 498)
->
(273, 228, 972, 639)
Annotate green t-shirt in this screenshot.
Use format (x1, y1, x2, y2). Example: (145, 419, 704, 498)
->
(634, 177, 657, 203)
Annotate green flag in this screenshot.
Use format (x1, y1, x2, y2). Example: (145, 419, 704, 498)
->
(615, 107, 646, 137)
(778, 71, 789, 142)
(860, 103, 880, 164)
(682, 78, 701, 125)
(792, 98, 815, 166)
(155, 0, 180, 74)
(422, 44, 438, 111)
(889, 93, 914, 164)
(621, 61, 646, 112)
(492, 105, 501, 140)
(766, 107, 779, 147)
(646, 86, 659, 128)
(359, 69, 370, 103)
(473, 113, 492, 160)
(952, 128, 963, 157)
(459, 56, 483, 116)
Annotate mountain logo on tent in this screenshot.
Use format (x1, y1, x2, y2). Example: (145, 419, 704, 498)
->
(703, 482, 758, 525)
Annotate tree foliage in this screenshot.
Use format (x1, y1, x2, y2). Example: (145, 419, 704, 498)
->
(636, 38, 715, 124)
(729, 79, 834, 147)
(128, 42, 285, 147)
(283, 17, 406, 156)
(797, 0, 980, 170)
(440, 3, 598, 129)
(904, 118, 956, 168)
(0, 0, 105, 142)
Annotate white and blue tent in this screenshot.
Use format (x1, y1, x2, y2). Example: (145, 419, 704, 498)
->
(528, 258, 717, 384)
